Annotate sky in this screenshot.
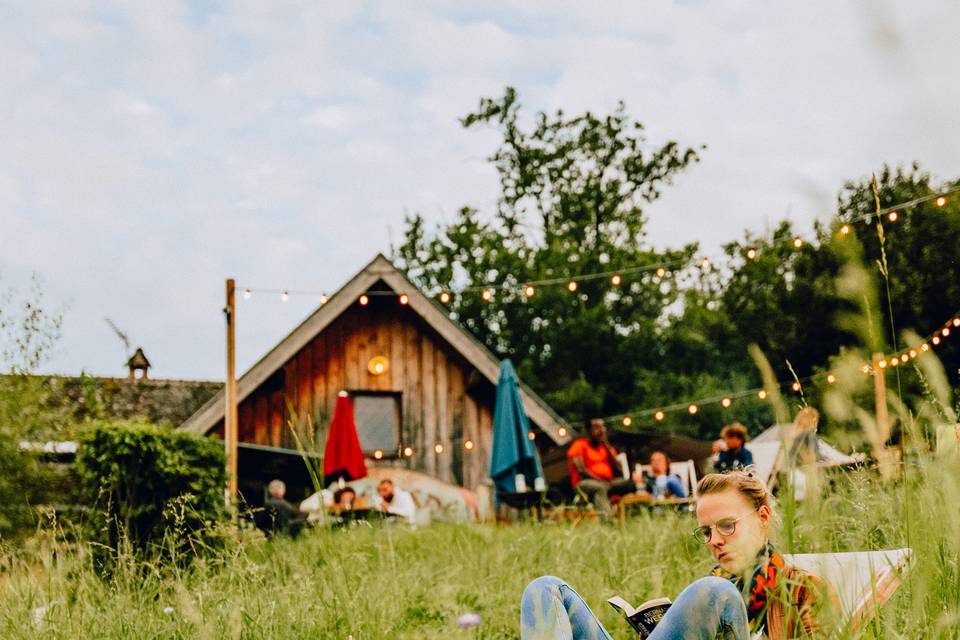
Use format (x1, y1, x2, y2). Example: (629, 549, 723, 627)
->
(2, 1, 959, 380)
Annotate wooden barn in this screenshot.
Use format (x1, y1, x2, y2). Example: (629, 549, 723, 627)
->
(179, 254, 570, 500)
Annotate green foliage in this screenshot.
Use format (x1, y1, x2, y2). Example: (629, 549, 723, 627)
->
(75, 422, 227, 559)
(395, 86, 704, 425)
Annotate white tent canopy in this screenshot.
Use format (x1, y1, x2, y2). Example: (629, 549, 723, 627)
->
(753, 424, 867, 468)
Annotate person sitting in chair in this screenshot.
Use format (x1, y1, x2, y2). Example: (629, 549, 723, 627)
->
(567, 418, 639, 521)
(520, 468, 839, 638)
(263, 479, 305, 536)
(642, 450, 688, 499)
(373, 479, 417, 524)
(715, 422, 754, 473)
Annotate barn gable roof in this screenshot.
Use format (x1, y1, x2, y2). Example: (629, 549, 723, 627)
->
(179, 254, 571, 443)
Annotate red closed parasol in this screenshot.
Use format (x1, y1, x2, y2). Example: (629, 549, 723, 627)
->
(323, 392, 368, 486)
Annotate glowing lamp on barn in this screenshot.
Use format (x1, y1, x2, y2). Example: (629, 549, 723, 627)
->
(368, 356, 389, 376)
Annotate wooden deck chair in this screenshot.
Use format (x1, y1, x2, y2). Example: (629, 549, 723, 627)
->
(782, 548, 912, 634)
(636, 460, 699, 499)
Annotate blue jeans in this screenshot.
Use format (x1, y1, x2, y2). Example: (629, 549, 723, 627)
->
(520, 575, 749, 639)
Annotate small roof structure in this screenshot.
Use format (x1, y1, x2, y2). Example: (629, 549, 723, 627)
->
(179, 254, 570, 443)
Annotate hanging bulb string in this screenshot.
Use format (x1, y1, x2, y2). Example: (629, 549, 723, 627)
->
(596, 308, 960, 428)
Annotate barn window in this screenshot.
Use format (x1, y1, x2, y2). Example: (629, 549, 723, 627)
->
(352, 393, 401, 454)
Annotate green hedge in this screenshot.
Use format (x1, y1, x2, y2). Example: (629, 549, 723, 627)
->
(76, 422, 226, 558)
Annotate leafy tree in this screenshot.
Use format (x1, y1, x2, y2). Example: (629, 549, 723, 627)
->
(395, 87, 702, 421)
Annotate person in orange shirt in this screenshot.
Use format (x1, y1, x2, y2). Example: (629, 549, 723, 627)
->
(567, 418, 639, 520)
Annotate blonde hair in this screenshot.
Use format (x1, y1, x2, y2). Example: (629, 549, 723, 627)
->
(697, 468, 772, 512)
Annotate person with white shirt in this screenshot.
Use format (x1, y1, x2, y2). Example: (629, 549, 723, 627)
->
(374, 479, 417, 524)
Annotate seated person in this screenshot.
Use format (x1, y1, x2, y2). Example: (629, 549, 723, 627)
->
(642, 450, 687, 499)
(372, 479, 416, 524)
(520, 469, 838, 639)
(332, 486, 357, 512)
(715, 422, 754, 473)
(567, 418, 639, 521)
(262, 479, 305, 536)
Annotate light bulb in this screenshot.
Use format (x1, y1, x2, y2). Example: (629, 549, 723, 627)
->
(758, 390, 767, 400)
(622, 416, 632, 427)
(840, 225, 851, 236)
(921, 343, 930, 351)
(243, 289, 252, 299)
(721, 397, 732, 408)
(900, 354, 908, 363)
(611, 274, 622, 286)
(373, 449, 383, 460)
(524, 285, 536, 298)
(434, 443, 444, 454)
(359, 294, 369, 306)
(943, 328, 951, 337)
(688, 404, 698, 414)
(792, 381, 801, 392)
(700, 258, 710, 269)
(403, 446, 414, 457)
(933, 336, 941, 345)
(792, 237, 803, 249)
(464, 440, 474, 451)
(746, 248, 757, 260)
(654, 410, 665, 421)
(936, 196, 947, 207)
(440, 291, 451, 304)
(319, 294, 329, 305)
(887, 211, 898, 222)
(656, 267, 667, 278)
(528, 431, 536, 440)
(953, 318, 960, 327)
(909, 350, 917, 359)
(567, 280, 578, 292)
(558, 427, 567, 437)
(889, 358, 899, 367)
(826, 373, 836, 384)
(878, 359, 887, 368)
(482, 289, 493, 302)
(281, 290, 289, 302)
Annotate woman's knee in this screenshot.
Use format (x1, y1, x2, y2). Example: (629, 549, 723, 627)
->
(522, 575, 565, 599)
(681, 576, 742, 606)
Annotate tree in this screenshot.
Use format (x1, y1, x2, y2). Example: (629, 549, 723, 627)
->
(395, 87, 702, 421)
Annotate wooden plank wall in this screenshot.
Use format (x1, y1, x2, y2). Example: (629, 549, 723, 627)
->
(232, 295, 496, 489)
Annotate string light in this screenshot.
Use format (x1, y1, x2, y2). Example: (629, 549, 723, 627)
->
(481, 289, 493, 302)
(953, 318, 960, 327)
(758, 390, 767, 400)
(319, 294, 329, 305)
(439, 291, 451, 304)
(791, 381, 801, 392)
(611, 274, 622, 286)
(243, 289, 252, 300)
(528, 431, 536, 440)
(434, 443, 444, 454)
(909, 350, 917, 359)
(887, 211, 898, 222)
(656, 267, 667, 278)
(721, 397, 732, 408)
(792, 237, 803, 250)
(464, 440, 474, 451)
(943, 328, 951, 337)
(699, 258, 710, 270)
(558, 427, 567, 437)
(399, 294, 409, 305)
(878, 359, 888, 368)
(745, 247, 757, 261)
(373, 449, 383, 460)
(524, 285, 536, 298)
(566, 280, 578, 292)
(281, 290, 289, 302)
(840, 225, 851, 236)
(921, 343, 930, 352)
(622, 416, 632, 427)
(889, 357, 899, 367)
(933, 336, 941, 345)
(688, 404, 698, 415)
(403, 446, 414, 457)
(359, 294, 369, 306)
(936, 196, 947, 207)
(826, 373, 836, 384)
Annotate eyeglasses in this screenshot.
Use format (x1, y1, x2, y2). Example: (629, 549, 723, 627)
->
(691, 508, 758, 544)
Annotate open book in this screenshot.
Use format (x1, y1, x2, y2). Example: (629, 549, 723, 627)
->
(607, 596, 671, 638)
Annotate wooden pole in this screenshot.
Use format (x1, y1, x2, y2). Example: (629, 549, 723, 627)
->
(225, 279, 239, 507)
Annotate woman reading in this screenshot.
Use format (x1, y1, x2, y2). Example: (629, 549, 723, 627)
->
(520, 469, 837, 639)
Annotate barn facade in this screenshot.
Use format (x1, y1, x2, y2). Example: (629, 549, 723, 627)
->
(179, 254, 570, 496)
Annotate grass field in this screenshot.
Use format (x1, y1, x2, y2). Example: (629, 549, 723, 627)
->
(1, 458, 959, 639)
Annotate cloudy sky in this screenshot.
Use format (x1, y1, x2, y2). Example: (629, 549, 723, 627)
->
(3, 1, 959, 380)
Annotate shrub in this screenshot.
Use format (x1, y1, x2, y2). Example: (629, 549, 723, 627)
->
(76, 422, 226, 560)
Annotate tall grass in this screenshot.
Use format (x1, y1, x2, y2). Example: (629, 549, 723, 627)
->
(1, 454, 959, 640)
